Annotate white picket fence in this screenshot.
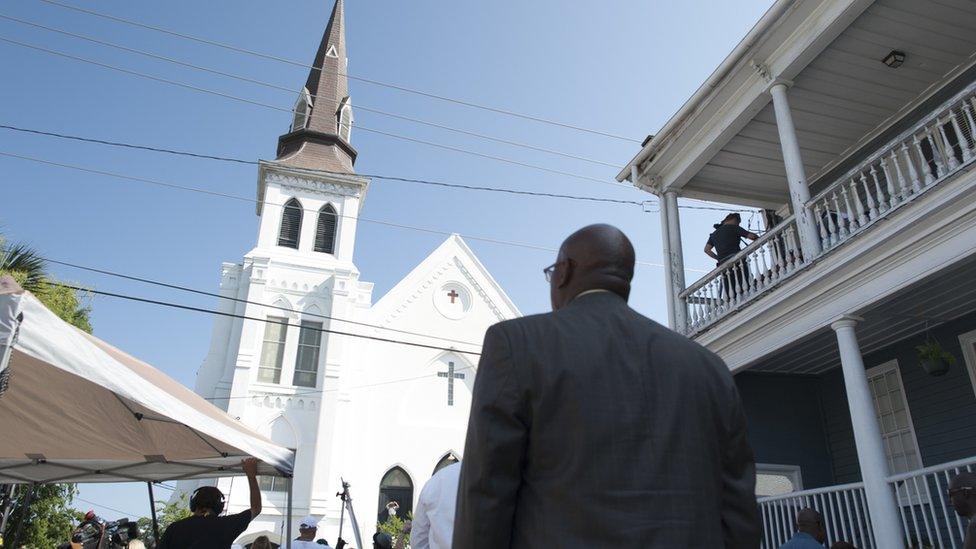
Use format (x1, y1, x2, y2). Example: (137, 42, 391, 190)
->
(758, 482, 874, 548)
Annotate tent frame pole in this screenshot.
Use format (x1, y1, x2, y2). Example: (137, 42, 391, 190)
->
(147, 482, 160, 543)
(10, 482, 36, 548)
(285, 476, 293, 549)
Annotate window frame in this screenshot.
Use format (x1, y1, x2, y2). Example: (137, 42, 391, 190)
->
(313, 203, 338, 254)
(291, 88, 312, 132)
(866, 360, 927, 505)
(257, 316, 288, 384)
(338, 97, 353, 142)
(292, 320, 323, 388)
(958, 328, 976, 399)
(755, 463, 803, 497)
(277, 198, 303, 249)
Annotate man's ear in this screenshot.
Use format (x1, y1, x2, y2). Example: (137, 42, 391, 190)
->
(556, 260, 574, 289)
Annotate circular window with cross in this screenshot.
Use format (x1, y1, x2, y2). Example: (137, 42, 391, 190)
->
(433, 282, 472, 320)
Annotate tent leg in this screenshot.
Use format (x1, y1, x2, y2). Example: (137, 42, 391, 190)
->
(10, 482, 36, 549)
(285, 477, 293, 549)
(147, 482, 160, 543)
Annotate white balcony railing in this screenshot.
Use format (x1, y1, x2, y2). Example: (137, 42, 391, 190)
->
(809, 82, 976, 252)
(679, 215, 802, 333)
(679, 80, 976, 336)
(888, 455, 976, 549)
(758, 482, 874, 549)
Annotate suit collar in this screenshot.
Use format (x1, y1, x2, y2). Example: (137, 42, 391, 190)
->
(565, 289, 627, 310)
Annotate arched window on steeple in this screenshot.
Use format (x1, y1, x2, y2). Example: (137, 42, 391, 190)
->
(291, 88, 312, 132)
(278, 198, 303, 249)
(314, 204, 338, 254)
(337, 97, 353, 142)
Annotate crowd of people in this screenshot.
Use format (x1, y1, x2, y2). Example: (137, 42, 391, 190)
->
(144, 225, 976, 548)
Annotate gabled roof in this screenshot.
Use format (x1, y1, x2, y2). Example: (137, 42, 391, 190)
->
(369, 234, 521, 325)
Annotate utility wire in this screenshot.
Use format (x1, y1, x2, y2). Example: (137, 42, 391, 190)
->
(59, 283, 483, 356)
(28, 250, 483, 347)
(0, 124, 736, 215)
(35, 0, 641, 143)
(0, 150, 705, 271)
(74, 497, 135, 517)
(0, 34, 630, 188)
(0, 13, 621, 169)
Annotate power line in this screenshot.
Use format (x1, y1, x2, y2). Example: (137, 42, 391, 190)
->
(35, 0, 641, 143)
(0, 13, 621, 169)
(0, 150, 702, 271)
(0, 34, 630, 189)
(0, 124, 644, 206)
(0, 124, 737, 216)
(29, 251, 482, 347)
(74, 497, 135, 517)
(60, 283, 483, 356)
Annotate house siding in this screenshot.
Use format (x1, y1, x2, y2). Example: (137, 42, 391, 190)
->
(735, 372, 835, 488)
(820, 311, 976, 483)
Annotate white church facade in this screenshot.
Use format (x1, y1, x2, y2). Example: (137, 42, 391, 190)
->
(188, 0, 520, 544)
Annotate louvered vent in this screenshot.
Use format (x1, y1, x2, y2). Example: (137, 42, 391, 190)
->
(278, 198, 303, 249)
(314, 204, 338, 254)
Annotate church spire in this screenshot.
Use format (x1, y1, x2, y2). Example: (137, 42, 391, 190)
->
(276, 0, 356, 173)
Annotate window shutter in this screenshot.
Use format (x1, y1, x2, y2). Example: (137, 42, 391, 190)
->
(314, 204, 338, 254)
(278, 198, 303, 249)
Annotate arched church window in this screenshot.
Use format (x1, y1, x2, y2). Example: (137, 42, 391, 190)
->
(377, 466, 413, 524)
(314, 204, 338, 254)
(259, 417, 296, 492)
(337, 98, 353, 142)
(291, 88, 312, 132)
(277, 198, 303, 249)
(433, 453, 459, 476)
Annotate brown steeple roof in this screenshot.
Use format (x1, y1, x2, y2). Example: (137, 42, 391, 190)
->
(276, 0, 356, 173)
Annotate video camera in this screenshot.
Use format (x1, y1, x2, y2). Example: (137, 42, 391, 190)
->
(72, 511, 136, 549)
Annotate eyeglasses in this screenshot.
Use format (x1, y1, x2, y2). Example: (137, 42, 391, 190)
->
(543, 259, 574, 282)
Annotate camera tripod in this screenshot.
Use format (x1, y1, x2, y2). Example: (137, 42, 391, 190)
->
(336, 478, 364, 549)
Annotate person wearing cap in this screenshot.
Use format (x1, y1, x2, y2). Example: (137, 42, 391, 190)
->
(293, 515, 327, 548)
(705, 212, 758, 297)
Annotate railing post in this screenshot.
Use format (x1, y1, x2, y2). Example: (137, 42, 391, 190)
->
(663, 190, 688, 333)
(769, 81, 823, 261)
(830, 316, 903, 549)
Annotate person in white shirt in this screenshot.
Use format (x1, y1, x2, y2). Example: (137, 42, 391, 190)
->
(412, 462, 461, 549)
(293, 516, 328, 548)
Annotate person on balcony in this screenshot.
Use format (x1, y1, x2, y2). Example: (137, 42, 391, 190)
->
(949, 472, 976, 549)
(705, 213, 758, 297)
(778, 508, 827, 548)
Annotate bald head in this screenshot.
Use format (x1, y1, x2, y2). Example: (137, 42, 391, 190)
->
(950, 472, 976, 517)
(549, 224, 636, 310)
(796, 508, 826, 542)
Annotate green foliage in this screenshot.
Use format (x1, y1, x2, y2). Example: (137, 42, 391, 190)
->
(1, 484, 80, 548)
(0, 235, 92, 334)
(916, 339, 956, 365)
(136, 493, 192, 548)
(376, 513, 411, 547)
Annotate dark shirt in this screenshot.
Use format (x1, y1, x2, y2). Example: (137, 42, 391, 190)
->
(158, 510, 252, 549)
(707, 224, 751, 264)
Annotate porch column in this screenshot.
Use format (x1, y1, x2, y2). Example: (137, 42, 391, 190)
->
(657, 190, 678, 329)
(663, 190, 688, 332)
(769, 81, 823, 260)
(830, 316, 903, 548)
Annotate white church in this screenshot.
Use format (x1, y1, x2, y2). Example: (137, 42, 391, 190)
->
(188, 0, 520, 544)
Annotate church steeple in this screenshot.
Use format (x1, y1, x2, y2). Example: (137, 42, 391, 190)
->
(276, 0, 356, 173)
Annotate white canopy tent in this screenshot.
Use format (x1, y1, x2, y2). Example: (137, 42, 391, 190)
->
(0, 275, 297, 544)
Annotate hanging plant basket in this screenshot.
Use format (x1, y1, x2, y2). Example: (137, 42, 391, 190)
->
(916, 339, 955, 377)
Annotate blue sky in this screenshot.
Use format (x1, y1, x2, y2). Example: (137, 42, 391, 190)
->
(1, 0, 773, 523)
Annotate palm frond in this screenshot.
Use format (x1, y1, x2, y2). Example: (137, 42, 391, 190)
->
(0, 241, 47, 293)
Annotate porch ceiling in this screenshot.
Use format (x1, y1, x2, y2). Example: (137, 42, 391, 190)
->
(684, 0, 976, 208)
(747, 252, 976, 375)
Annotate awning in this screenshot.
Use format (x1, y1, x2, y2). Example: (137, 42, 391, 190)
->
(0, 276, 295, 483)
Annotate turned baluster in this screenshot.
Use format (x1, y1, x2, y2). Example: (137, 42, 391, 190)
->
(912, 135, 936, 187)
(851, 177, 868, 226)
(841, 186, 858, 234)
(938, 119, 961, 170)
(901, 143, 922, 194)
(757, 245, 770, 290)
(949, 108, 972, 163)
(860, 172, 878, 220)
(832, 192, 848, 238)
(928, 128, 948, 178)
(961, 100, 976, 157)
(815, 203, 829, 250)
(889, 149, 910, 201)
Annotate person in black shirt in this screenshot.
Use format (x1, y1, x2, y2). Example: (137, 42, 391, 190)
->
(158, 457, 262, 549)
(705, 213, 758, 297)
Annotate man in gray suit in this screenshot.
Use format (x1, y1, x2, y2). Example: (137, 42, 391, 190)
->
(453, 224, 760, 548)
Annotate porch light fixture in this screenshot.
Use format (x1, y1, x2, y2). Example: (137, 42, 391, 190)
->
(883, 50, 906, 68)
